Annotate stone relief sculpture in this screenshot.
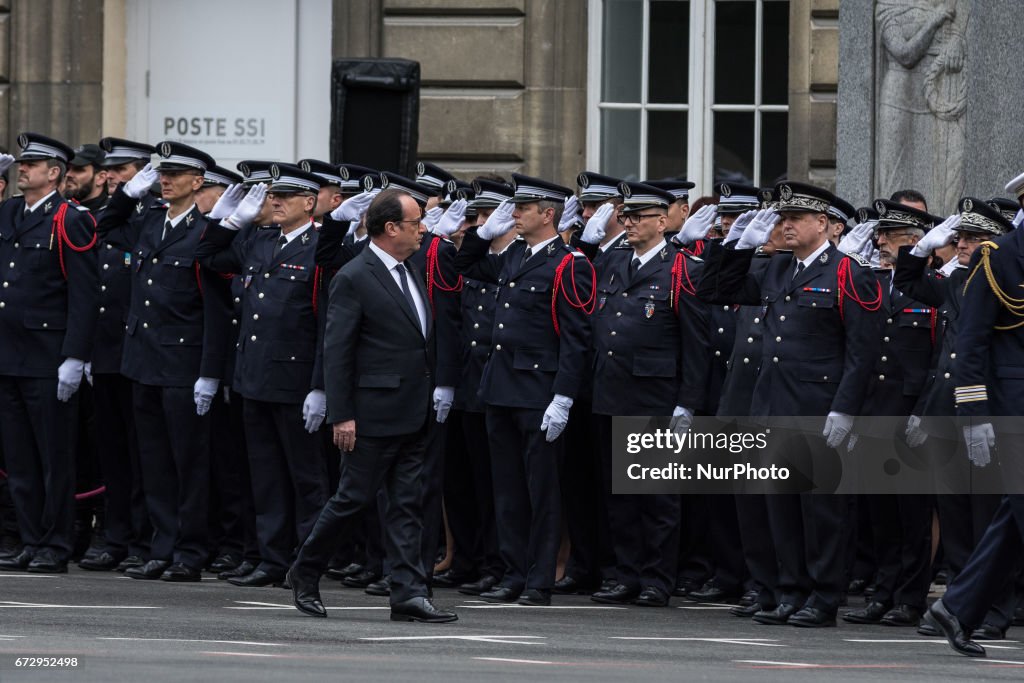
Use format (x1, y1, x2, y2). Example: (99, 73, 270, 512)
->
(876, 0, 967, 213)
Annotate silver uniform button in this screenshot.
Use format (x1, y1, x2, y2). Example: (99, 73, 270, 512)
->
(143, 322, 148, 328)
(607, 351, 614, 356)
(473, 323, 479, 329)
(742, 357, 749, 364)
(259, 293, 265, 299)
(99, 307, 105, 313)
(253, 314, 259, 320)
(251, 335, 257, 341)
(103, 263, 109, 270)
(495, 344, 502, 351)
(509, 282, 515, 288)
(470, 341, 477, 347)
(944, 372, 950, 378)
(775, 336, 782, 342)
(714, 350, 721, 357)
(879, 374, 885, 380)
(498, 323, 504, 329)
(779, 315, 786, 321)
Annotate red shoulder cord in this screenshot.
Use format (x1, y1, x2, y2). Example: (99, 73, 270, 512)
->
(684, 239, 705, 258)
(0, 467, 105, 500)
(930, 307, 937, 346)
(836, 256, 882, 322)
(671, 252, 697, 314)
(551, 251, 596, 336)
(425, 237, 463, 318)
(312, 265, 322, 317)
(51, 205, 98, 280)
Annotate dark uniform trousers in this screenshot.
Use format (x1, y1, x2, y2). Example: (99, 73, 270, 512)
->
(207, 386, 256, 564)
(0, 195, 99, 561)
(452, 409, 503, 580)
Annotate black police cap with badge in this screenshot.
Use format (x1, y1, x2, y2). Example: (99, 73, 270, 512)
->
(268, 163, 323, 194)
(440, 179, 475, 209)
(69, 144, 106, 170)
(958, 197, 1014, 236)
(617, 181, 676, 212)
(154, 141, 215, 172)
(986, 197, 1019, 225)
(203, 165, 242, 188)
(774, 181, 836, 214)
(856, 205, 880, 224)
(415, 162, 455, 194)
(759, 187, 778, 210)
(99, 137, 156, 167)
(237, 160, 275, 186)
(380, 171, 435, 207)
(716, 182, 761, 214)
(873, 198, 940, 232)
(298, 159, 343, 188)
(828, 195, 856, 225)
(509, 173, 573, 204)
(338, 164, 378, 194)
(645, 179, 695, 203)
(577, 172, 623, 202)
(470, 178, 513, 209)
(16, 132, 75, 163)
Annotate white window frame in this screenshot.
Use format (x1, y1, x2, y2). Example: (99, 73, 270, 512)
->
(586, 0, 789, 196)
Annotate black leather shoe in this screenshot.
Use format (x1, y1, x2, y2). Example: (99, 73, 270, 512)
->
(929, 599, 986, 657)
(458, 575, 499, 596)
(731, 602, 764, 618)
(160, 563, 201, 582)
(847, 578, 869, 595)
(634, 586, 670, 607)
(218, 560, 256, 580)
(365, 576, 391, 596)
(752, 602, 799, 625)
(326, 562, 364, 580)
(600, 578, 618, 592)
(207, 553, 242, 573)
(116, 555, 145, 573)
(27, 549, 67, 574)
(843, 601, 891, 624)
(591, 583, 640, 604)
(79, 550, 125, 571)
(480, 586, 521, 603)
(788, 606, 836, 628)
(552, 575, 599, 595)
(342, 569, 381, 588)
(125, 559, 170, 580)
(228, 569, 285, 587)
(672, 577, 701, 598)
(390, 596, 457, 623)
(972, 623, 1005, 641)
(518, 589, 551, 606)
(286, 568, 326, 618)
(0, 536, 20, 558)
(688, 582, 742, 603)
(0, 549, 34, 571)
(432, 569, 475, 588)
(738, 589, 759, 607)
(917, 610, 940, 636)
(881, 604, 923, 627)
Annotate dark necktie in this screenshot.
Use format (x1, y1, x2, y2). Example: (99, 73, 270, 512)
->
(520, 247, 533, 267)
(396, 262, 425, 335)
(161, 220, 173, 242)
(630, 257, 641, 279)
(792, 261, 805, 281)
(273, 234, 287, 257)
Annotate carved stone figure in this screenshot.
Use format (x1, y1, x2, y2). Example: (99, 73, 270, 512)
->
(876, 0, 967, 213)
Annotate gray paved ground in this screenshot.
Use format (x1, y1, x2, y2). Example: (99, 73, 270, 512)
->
(0, 569, 1020, 682)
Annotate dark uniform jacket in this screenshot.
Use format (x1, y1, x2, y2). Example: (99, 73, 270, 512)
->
(323, 245, 435, 436)
(95, 188, 232, 387)
(455, 229, 594, 410)
(196, 222, 326, 405)
(314, 215, 367, 276)
(455, 274, 497, 413)
(409, 233, 462, 389)
(591, 242, 712, 416)
(698, 240, 881, 417)
(0, 192, 98, 376)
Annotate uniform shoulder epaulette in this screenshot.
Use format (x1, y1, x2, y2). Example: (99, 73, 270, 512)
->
(981, 240, 998, 250)
(513, 235, 525, 242)
(613, 242, 632, 250)
(685, 253, 703, 263)
(73, 204, 91, 212)
(846, 252, 871, 267)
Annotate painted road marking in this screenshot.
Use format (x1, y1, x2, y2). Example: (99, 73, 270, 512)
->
(99, 637, 286, 647)
(225, 601, 388, 610)
(458, 604, 626, 610)
(845, 638, 1020, 650)
(612, 637, 784, 647)
(735, 660, 819, 667)
(473, 657, 554, 665)
(362, 635, 546, 645)
(0, 601, 160, 609)
(200, 651, 285, 658)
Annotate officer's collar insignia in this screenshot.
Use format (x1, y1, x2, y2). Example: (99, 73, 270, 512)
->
(546, 242, 557, 255)
(301, 232, 310, 245)
(185, 213, 195, 226)
(136, 201, 145, 214)
(660, 247, 668, 259)
(819, 252, 829, 265)
(44, 201, 52, 213)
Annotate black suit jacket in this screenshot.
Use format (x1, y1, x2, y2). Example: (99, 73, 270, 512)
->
(324, 244, 435, 437)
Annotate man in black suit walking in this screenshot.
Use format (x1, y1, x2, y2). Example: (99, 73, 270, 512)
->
(287, 188, 457, 624)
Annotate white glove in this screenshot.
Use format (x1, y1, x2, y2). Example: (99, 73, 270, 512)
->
(302, 389, 327, 433)
(84, 361, 93, 387)
(540, 394, 573, 443)
(838, 221, 875, 257)
(676, 205, 717, 246)
(56, 358, 86, 402)
(208, 183, 246, 220)
(580, 203, 614, 244)
(846, 433, 859, 453)
(477, 200, 516, 240)
(330, 190, 373, 223)
(193, 377, 220, 416)
(0, 153, 15, 176)
(346, 220, 360, 238)
(432, 386, 455, 424)
(422, 206, 444, 232)
(723, 210, 757, 245)
(735, 209, 780, 250)
(223, 183, 267, 230)
(434, 199, 467, 237)
(558, 195, 580, 233)
(123, 163, 159, 199)
(822, 411, 854, 449)
(963, 423, 995, 467)
(669, 406, 693, 437)
(905, 414, 928, 448)
(911, 214, 960, 257)
(1013, 209, 1024, 229)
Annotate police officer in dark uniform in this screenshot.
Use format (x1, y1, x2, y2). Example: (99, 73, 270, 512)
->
(0, 133, 99, 574)
(455, 173, 594, 606)
(197, 164, 329, 587)
(96, 142, 232, 582)
(78, 138, 158, 573)
(930, 172, 1024, 658)
(700, 181, 882, 627)
(588, 181, 711, 607)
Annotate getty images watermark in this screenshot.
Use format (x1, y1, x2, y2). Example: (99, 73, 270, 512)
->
(612, 416, 1024, 495)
